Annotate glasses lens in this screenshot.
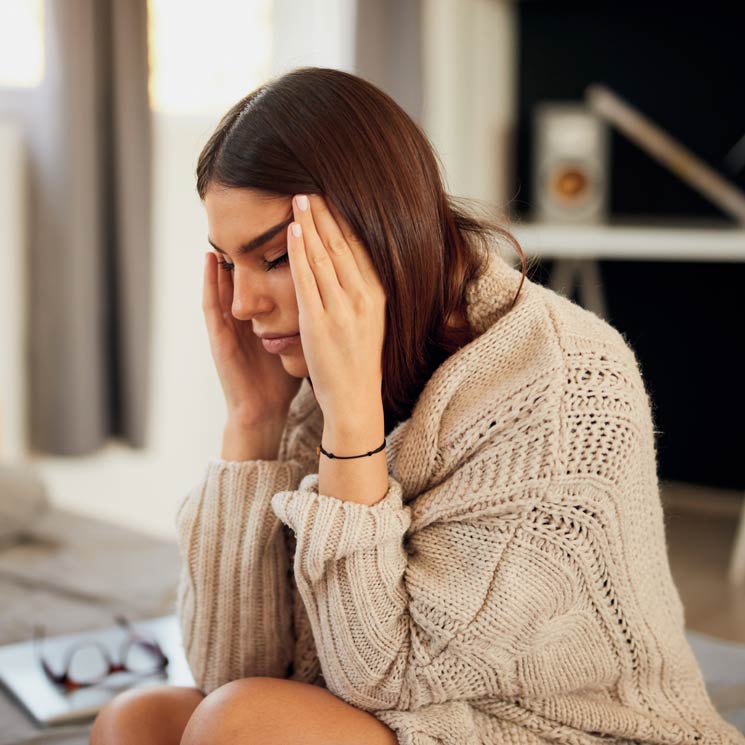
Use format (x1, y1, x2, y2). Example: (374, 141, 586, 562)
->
(124, 640, 164, 675)
(67, 643, 110, 684)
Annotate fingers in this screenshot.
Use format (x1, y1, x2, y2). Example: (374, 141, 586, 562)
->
(216, 253, 234, 319)
(202, 252, 223, 338)
(291, 193, 379, 316)
(291, 195, 344, 312)
(323, 197, 383, 292)
(305, 195, 368, 299)
(202, 253, 219, 333)
(287, 220, 325, 319)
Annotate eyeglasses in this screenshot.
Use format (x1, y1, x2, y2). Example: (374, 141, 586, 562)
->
(32, 614, 169, 691)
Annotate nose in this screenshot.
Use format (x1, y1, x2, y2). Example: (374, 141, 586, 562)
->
(230, 269, 273, 322)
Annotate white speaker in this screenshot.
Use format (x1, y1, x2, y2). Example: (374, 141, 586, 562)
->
(532, 103, 609, 223)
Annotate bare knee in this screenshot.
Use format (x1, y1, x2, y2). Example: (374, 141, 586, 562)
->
(180, 677, 398, 745)
(89, 684, 204, 745)
(180, 678, 280, 745)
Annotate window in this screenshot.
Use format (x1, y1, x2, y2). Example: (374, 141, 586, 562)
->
(0, 0, 44, 88)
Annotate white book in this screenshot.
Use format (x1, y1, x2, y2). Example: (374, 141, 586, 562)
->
(0, 614, 195, 726)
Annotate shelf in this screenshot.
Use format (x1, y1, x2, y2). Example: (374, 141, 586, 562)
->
(508, 219, 745, 261)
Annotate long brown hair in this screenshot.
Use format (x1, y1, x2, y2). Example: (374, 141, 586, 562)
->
(196, 66, 531, 435)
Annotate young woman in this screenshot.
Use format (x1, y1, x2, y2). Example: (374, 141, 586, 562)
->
(90, 67, 743, 745)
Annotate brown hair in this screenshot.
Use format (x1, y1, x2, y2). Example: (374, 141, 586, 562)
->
(196, 66, 531, 435)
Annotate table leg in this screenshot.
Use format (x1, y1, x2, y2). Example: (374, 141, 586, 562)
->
(549, 258, 608, 320)
(728, 496, 745, 585)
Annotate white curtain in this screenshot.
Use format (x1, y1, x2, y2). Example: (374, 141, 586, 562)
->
(0, 0, 152, 455)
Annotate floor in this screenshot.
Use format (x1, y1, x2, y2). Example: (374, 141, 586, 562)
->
(662, 480, 745, 643)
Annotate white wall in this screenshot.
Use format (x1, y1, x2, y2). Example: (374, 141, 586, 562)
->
(272, 0, 356, 76)
(422, 0, 517, 211)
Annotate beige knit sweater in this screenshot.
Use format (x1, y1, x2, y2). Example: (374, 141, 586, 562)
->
(175, 245, 744, 744)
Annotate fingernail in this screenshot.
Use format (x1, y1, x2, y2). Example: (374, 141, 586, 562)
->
(296, 194, 309, 211)
(291, 222, 302, 237)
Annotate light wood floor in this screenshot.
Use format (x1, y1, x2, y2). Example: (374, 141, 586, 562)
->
(662, 480, 745, 643)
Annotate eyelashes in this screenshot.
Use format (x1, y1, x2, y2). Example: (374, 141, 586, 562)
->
(217, 252, 289, 273)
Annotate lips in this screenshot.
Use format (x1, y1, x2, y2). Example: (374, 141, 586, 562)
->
(256, 332, 298, 339)
(260, 333, 301, 354)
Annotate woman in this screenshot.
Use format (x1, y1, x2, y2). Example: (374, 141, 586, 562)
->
(90, 67, 743, 745)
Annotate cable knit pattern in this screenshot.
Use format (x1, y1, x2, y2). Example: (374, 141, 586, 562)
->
(175, 243, 744, 744)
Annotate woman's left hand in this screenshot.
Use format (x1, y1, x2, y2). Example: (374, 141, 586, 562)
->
(287, 193, 387, 426)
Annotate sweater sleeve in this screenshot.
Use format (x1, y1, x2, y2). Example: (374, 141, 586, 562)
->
(270, 469, 530, 713)
(174, 456, 305, 694)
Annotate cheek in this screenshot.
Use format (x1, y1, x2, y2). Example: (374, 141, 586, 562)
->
(278, 272, 299, 311)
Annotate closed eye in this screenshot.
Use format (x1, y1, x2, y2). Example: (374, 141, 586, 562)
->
(264, 252, 289, 271)
(216, 252, 289, 273)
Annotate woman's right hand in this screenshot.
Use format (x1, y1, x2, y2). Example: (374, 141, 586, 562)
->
(202, 252, 303, 428)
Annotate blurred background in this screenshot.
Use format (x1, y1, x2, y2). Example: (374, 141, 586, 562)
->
(0, 0, 744, 737)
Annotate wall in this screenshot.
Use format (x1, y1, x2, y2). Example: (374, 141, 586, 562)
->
(421, 0, 516, 210)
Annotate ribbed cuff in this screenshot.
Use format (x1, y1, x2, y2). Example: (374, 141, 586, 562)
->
(270, 473, 411, 582)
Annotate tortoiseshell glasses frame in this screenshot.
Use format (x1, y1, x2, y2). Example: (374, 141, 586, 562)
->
(32, 614, 169, 691)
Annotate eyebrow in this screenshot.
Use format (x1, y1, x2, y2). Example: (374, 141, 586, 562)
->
(207, 213, 294, 256)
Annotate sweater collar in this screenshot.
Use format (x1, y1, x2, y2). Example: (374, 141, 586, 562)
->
(386, 247, 536, 499)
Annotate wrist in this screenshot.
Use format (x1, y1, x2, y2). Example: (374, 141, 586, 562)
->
(225, 411, 287, 431)
(322, 417, 385, 456)
(323, 397, 384, 431)
(227, 399, 290, 430)
(221, 416, 287, 461)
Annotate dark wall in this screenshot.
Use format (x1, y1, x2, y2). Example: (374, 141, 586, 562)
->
(514, 2, 745, 490)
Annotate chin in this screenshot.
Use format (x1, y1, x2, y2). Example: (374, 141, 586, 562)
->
(281, 354, 309, 378)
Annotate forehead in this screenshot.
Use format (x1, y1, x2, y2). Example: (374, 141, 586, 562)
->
(205, 186, 286, 224)
(205, 187, 292, 248)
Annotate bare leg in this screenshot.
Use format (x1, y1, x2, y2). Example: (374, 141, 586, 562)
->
(89, 684, 205, 745)
(180, 677, 398, 745)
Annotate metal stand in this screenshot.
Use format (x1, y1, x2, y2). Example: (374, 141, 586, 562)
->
(549, 258, 609, 320)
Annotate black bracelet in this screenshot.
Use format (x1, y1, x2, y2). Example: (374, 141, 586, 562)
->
(316, 439, 386, 459)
